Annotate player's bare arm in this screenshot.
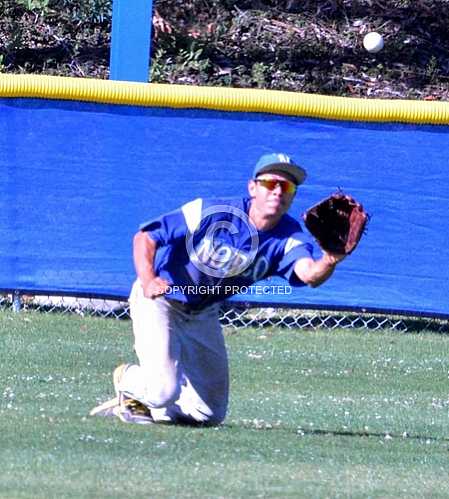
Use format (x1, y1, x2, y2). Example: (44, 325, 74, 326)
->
(294, 252, 346, 288)
(133, 231, 170, 298)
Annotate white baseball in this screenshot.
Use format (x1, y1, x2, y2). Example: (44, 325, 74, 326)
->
(363, 32, 384, 53)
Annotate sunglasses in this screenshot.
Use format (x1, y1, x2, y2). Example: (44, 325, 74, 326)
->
(254, 178, 297, 195)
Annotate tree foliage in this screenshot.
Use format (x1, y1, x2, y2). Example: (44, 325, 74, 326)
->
(1, 0, 448, 99)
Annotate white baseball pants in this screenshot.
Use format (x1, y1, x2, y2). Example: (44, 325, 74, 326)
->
(118, 280, 229, 425)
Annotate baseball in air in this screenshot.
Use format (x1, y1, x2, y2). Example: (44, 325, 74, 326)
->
(363, 32, 384, 53)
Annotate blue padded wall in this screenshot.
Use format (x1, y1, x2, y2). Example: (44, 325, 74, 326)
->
(1, 97, 448, 316)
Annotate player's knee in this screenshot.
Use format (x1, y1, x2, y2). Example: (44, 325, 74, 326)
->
(204, 404, 227, 425)
(172, 406, 227, 426)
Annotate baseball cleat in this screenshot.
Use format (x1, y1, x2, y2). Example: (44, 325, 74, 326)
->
(113, 363, 154, 425)
(89, 363, 131, 419)
(116, 399, 154, 425)
(89, 396, 120, 417)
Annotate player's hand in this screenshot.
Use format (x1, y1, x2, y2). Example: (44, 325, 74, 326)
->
(141, 277, 170, 299)
(323, 251, 347, 266)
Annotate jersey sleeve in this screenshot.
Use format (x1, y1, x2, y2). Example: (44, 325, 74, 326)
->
(139, 198, 203, 246)
(274, 234, 314, 286)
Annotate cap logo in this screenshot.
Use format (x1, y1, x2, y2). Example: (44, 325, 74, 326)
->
(277, 153, 290, 163)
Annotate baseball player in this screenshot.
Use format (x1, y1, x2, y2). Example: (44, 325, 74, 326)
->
(90, 153, 346, 425)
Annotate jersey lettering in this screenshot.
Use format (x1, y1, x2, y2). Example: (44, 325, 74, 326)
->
(240, 255, 269, 282)
(192, 237, 251, 276)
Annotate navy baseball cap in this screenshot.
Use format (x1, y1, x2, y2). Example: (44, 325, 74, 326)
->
(253, 153, 307, 185)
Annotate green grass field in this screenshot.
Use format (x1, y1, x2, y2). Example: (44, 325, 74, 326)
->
(1, 310, 449, 498)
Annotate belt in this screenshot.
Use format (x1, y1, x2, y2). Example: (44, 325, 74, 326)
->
(165, 298, 206, 314)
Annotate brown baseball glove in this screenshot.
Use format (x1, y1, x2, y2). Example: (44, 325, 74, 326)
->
(303, 192, 369, 255)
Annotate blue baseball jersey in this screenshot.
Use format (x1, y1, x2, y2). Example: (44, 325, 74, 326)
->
(140, 197, 314, 308)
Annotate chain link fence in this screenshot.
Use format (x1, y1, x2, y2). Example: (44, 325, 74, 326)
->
(2, 292, 448, 333)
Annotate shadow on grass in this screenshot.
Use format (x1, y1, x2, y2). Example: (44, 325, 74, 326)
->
(225, 421, 449, 442)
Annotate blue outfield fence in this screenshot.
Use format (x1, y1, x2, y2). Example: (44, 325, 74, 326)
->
(1, 85, 449, 319)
